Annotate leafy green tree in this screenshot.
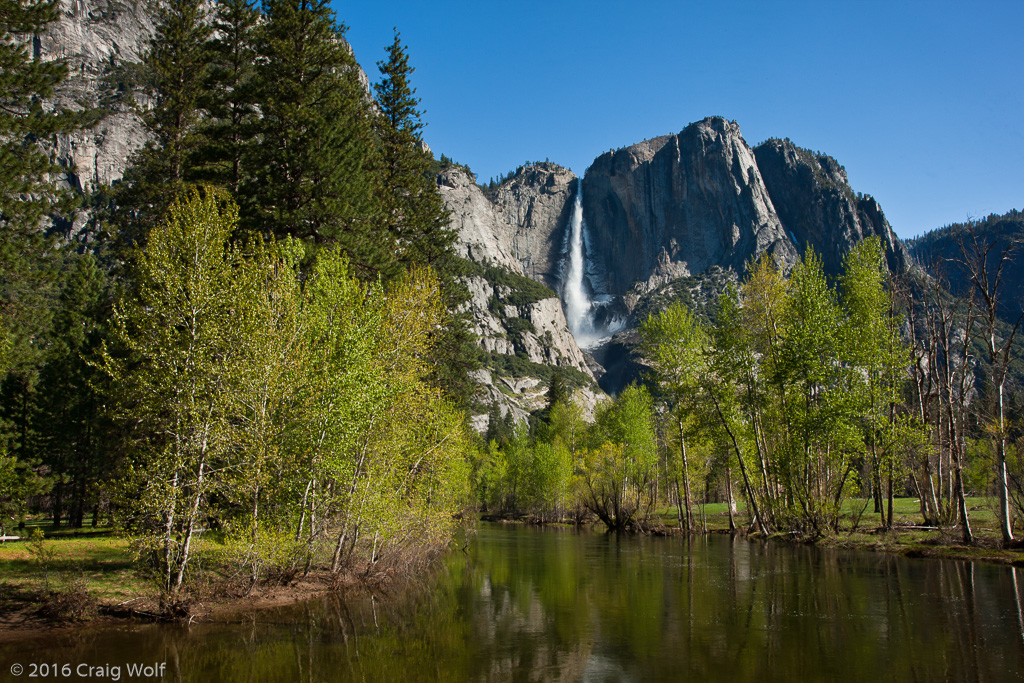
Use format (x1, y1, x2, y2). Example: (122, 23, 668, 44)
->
(295, 253, 470, 573)
(218, 237, 306, 583)
(104, 188, 249, 594)
(641, 303, 708, 531)
(840, 237, 915, 530)
(775, 250, 859, 535)
(705, 284, 770, 534)
(373, 30, 454, 274)
(581, 386, 658, 532)
(373, 32, 476, 404)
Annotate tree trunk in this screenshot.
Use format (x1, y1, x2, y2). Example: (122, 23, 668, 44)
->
(678, 420, 693, 532)
(726, 465, 736, 532)
(997, 382, 1014, 544)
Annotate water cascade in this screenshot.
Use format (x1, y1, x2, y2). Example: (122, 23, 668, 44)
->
(560, 183, 623, 349)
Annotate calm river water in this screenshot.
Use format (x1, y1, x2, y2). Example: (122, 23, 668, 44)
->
(3, 523, 1024, 682)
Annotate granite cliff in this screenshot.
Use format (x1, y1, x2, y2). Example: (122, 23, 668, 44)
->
(41, 0, 154, 195)
(753, 138, 910, 276)
(581, 117, 798, 301)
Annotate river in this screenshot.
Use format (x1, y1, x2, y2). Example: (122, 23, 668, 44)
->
(3, 523, 1023, 681)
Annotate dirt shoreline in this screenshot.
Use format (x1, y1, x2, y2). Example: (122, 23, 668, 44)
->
(0, 571, 369, 643)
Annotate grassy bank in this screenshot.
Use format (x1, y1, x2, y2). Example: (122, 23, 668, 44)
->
(651, 496, 1024, 566)
(0, 523, 331, 635)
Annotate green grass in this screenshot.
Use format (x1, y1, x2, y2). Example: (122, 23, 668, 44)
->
(649, 496, 1024, 564)
(0, 529, 148, 606)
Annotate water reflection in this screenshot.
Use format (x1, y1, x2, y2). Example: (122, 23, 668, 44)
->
(3, 525, 1022, 682)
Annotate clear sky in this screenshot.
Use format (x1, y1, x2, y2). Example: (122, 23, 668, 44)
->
(334, 0, 1023, 240)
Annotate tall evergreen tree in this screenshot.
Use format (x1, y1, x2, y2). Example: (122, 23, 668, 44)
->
(195, 0, 258, 195)
(373, 31, 477, 404)
(243, 0, 386, 276)
(111, 0, 212, 247)
(373, 30, 454, 273)
(0, 0, 87, 504)
(34, 253, 115, 527)
(0, 0, 78, 236)
(0, 0, 82, 358)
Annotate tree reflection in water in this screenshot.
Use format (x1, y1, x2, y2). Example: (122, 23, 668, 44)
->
(2, 525, 1022, 682)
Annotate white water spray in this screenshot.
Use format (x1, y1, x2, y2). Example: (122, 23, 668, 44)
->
(560, 184, 624, 349)
(562, 188, 592, 339)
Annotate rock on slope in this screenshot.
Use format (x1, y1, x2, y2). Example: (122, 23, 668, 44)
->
(753, 138, 910, 276)
(491, 162, 576, 290)
(437, 166, 602, 427)
(439, 167, 523, 273)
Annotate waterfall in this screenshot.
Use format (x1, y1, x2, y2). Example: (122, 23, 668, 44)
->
(562, 187, 592, 341)
(560, 183, 623, 349)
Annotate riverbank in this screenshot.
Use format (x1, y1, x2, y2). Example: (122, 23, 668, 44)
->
(3, 500, 1023, 638)
(0, 526, 413, 640)
(488, 496, 1024, 567)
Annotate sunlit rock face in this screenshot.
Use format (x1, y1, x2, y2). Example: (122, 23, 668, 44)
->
(439, 167, 524, 273)
(39, 0, 156, 194)
(491, 162, 576, 290)
(580, 117, 798, 299)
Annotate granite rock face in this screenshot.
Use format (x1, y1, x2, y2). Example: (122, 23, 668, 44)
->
(38, 0, 370, 195)
(491, 162, 577, 289)
(753, 138, 911, 276)
(40, 0, 155, 193)
(438, 168, 523, 274)
(581, 117, 799, 299)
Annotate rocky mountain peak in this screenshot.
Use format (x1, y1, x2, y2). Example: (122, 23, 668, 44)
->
(492, 162, 577, 288)
(753, 138, 910, 276)
(580, 117, 798, 301)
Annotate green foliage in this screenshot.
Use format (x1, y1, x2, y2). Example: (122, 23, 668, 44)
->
(34, 253, 116, 528)
(0, 0, 87, 389)
(0, 453, 50, 536)
(463, 260, 557, 305)
(194, 0, 259, 194)
(483, 352, 592, 390)
(110, 0, 213, 246)
(635, 243, 928, 538)
(102, 191, 471, 590)
(242, 0, 385, 277)
(104, 188, 249, 592)
(0, 0, 82, 234)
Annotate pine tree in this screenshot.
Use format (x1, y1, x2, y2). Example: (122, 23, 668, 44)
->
(0, 0, 84, 358)
(194, 0, 259, 195)
(0, 0, 79, 235)
(34, 254, 114, 527)
(373, 30, 454, 273)
(111, 0, 212, 248)
(0, 0, 88, 502)
(243, 0, 386, 276)
(373, 32, 477, 403)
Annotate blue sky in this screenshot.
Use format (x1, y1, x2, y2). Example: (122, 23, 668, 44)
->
(335, 0, 1023, 239)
